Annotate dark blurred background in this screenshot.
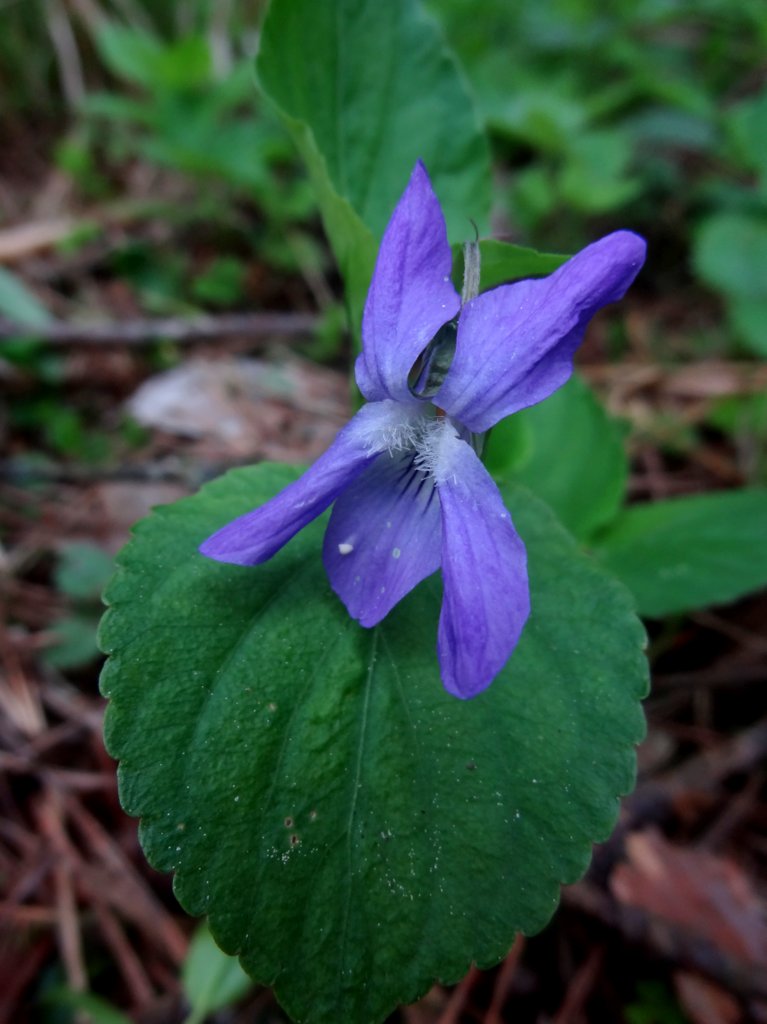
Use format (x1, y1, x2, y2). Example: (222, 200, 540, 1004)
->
(1, 1, 766, 1022)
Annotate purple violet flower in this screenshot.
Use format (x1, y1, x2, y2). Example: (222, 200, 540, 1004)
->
(200, 161, 646, 699)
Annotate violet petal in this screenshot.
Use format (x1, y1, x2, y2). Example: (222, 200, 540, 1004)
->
(355, 161, 460, 404)
(323, 449, 442, 627)
(435, 231, 646, 433)
(199, 401, 418, 566)
(434, 427, 530, 698)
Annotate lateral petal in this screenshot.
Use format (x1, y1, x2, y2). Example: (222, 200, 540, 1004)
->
(199, 402, 418, 566)
(436, 231, 646, 433)
(434, 427, 530, 698)
(355, 161, 460, 404)
(323, 449, 442, 627)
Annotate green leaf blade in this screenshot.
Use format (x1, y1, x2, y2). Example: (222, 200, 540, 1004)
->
(453, 239, 568, 293)
(100, 465, 647, 1024)
(487, 375, 629, 541)
(182, 922, 253, 1023)
(693, 212, 767, 301)
(257, 0, 491, 242)
(256, 0, 492, 333)
(593, 488, 767, 617)
(0, 267, 52, 328)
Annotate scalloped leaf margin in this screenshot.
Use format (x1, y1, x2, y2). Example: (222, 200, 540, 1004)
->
(99, 464, 647, 1024)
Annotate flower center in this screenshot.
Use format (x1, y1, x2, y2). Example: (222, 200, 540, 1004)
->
(413, 416, 462, 484)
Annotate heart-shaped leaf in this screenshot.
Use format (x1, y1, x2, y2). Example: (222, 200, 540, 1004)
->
(100, 464, 647, 1024)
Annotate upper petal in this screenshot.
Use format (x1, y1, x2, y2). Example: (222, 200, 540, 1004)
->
(355, 161, 461, 404)
(436, 231, 646, 433)
(430, 423, 530, 698)
(323, 448, 442, 627)
(199, 401, 420, 566)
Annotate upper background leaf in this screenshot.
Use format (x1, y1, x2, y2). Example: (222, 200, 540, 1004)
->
(257, 0, 492, 332)
(258, 0, 491, 241)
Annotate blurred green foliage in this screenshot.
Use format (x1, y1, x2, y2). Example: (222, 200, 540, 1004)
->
(428, 0, 767, 353)
(0, 0, 265, 116)
(1, 0, 766, 607)
(0, 268, 54, 327)
(2, 0, 766, 352)
(181, 922, 254, 1024)
(84, 21, 312, 217)
(625, 980, 690, 1024)
(46, 542, 115, 670)
(40, 920, 253, 1022)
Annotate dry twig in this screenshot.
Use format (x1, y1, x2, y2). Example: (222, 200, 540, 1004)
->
(0, 311, 319, 345)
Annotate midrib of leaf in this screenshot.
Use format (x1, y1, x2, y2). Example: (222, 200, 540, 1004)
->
(379, 626, 446, 994)
(356, 5, 396, 225)
(335, 625, 377, 1005)
(333, 0, 346, 199)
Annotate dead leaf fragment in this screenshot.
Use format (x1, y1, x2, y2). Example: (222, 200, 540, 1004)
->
(612, 829, 767, 966)
(674, 971, 741, 1024)
(126, 355, 349, 460)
